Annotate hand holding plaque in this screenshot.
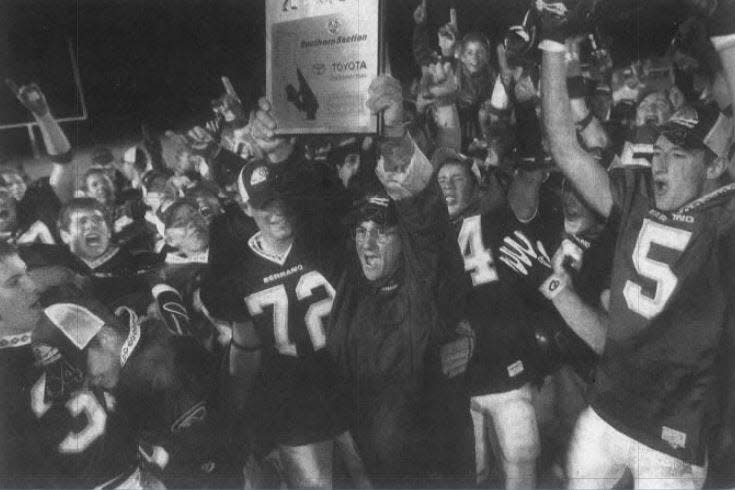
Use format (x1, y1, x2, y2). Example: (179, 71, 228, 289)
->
(367, 75, 413, 173)
(250, 98, 295, 163)
(366, 75, 404, 137)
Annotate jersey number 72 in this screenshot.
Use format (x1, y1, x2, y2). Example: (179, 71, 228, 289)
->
(245, 271, 336, 356)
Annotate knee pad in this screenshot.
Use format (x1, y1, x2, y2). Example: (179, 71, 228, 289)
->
(492, 396, 540, 464)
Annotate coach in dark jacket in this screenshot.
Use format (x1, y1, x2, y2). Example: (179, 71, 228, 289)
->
(328, 75, 471, 487)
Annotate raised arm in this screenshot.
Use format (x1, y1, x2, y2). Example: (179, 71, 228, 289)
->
(540, 43, 612, 218)
(8, 82, 75, 203)
(539, 241, 609, 354)
(706, 0, 735, 116)
(367, 75, 434, 200)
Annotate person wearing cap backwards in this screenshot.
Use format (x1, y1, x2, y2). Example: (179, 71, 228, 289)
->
(540, 3, 735, 486)
(0, 82, 76, 246)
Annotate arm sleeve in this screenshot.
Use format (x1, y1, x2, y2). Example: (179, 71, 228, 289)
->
(606, 166, 652, 233)
(376, 134, 434, 200)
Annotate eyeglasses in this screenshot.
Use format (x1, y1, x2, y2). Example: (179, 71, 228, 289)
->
(354, 225, 398, 245)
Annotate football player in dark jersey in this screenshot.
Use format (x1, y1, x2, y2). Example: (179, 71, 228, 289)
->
(57, 198, 162, 314)
(200, 96, 370, 486)
(436, 142, 562, 489)
(0, 246, 151, 489)
(542, 15, 735, 486)
(2, 82, 76, 245)
(33, 286, 237, 489)
(200, 157, 369, 488)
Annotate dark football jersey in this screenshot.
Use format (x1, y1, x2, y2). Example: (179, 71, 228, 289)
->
(201, 232, 347, 446)
(26, 355, 139, 488)
(69, 245, 163, 314)
(1, 336, 54, 488)
(457, 193, 563, 395)
(205, 234, 337, 357)
(591, 167, 735, 465)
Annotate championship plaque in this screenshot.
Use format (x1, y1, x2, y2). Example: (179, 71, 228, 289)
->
(266, 0, 381, 134)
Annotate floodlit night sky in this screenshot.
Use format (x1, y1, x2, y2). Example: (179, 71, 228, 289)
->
(0, 0, 691, 160)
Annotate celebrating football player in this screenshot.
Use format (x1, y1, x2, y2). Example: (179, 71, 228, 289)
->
(541, 4, 735, 486)
(200, 98, 369, 487)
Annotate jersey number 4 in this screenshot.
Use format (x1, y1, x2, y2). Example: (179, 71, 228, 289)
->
(458, 215, 498, 286)
(623, 219, 691, 319)
(245, 271, 336, 356)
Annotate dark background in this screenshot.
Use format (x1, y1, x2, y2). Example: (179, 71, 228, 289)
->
(0, 0, 694, 160)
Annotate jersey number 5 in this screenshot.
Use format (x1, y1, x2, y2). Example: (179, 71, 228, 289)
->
(458, 215, 498, 286)
(623, 219, 691, 319)
(31, 372, 107, 454)
(245, 271, 336, 356)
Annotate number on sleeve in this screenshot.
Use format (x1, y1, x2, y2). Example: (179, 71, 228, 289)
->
(458, 215, 498, 286)
(623, 219, 692, 319)
(31, 373, 108, 454)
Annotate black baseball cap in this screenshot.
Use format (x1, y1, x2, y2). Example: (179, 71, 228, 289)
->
(658, 103, 733, 159)
(237, 161, 281, 208)
(345, 192, 398, 227)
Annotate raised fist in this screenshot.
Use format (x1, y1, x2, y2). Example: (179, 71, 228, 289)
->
(413, 0, 427, 25)
(535, 0, 597, 44)
(438, 23, 458, 56)
(250, 97, 294, 160)
(6, 80, 49, 117)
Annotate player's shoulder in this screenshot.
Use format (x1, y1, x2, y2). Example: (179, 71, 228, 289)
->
(681, 183, 735, 234)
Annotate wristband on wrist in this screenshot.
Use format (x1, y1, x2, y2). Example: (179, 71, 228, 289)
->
(575, 111, 595, 133)
(539, 272, 570, 300)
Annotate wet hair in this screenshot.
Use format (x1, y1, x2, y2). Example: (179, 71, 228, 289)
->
(58, 198, 111, 232)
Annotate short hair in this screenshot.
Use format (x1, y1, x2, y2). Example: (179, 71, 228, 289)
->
(438, 158, 479, 186)
(58, 198, 111, 232)
(83, 167, 114, 189)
